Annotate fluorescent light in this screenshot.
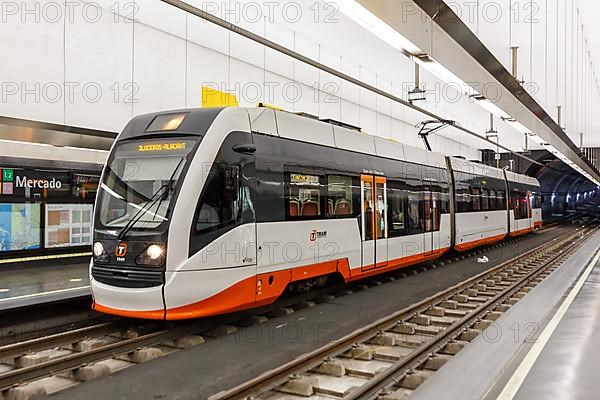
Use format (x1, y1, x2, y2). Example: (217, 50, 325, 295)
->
(337, 2, 483, 98)
(64, 146, 108, 153)
(503, 118, 530, 134)
(414, 56, 478, 96)
(543, 144, 560, 156)
(336, 0, 423, 55)
(528, 133, 546, 145)
(0, 139, 108, 154)
(472, 96, 511, 119)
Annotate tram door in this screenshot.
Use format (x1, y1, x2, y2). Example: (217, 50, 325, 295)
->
(526, 191, 533, 229)
(360, 175, 388, 271)
(423, 186, 440, 255)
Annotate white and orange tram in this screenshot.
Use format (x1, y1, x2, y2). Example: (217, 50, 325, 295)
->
(90, 107, 542, 320)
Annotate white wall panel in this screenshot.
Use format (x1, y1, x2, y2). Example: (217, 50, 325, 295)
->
(391, 101, 408, 146)
(340, 99, 360, 129)
(319, 91, 342, 121)
(478, 0, 511, 71)
(132, 23, 186, 115)
(135, 0, 187, 38)
(264, 23, 293, 78)
(510, 2, 533, 91)
(64, 6, 133, 131)
(528, 1, 548, 108)
(360, 108, 377, 135)
(359, 68, 377, 116)
(0, 0, 65, 123)
(294, 34, 320, 87)
(186, 8, 229, 55)
(186, 43, 228, 107)
(340, 58, 361, 105)
(230, 28, 264, 71)
(293, 82, 319, 116)
(263, 71, 292, 110)
(229, 58, 264, 107)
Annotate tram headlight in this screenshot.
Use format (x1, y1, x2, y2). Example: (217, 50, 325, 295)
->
(147, 244, 163, 260)
(93, 242, 109, 263)
(136, 244, 165, 266)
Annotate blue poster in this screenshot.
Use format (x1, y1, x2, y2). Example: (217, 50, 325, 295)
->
(0, 203, 41, 251)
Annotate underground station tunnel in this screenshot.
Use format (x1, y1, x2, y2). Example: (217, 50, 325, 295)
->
(1, 1, 600, 400)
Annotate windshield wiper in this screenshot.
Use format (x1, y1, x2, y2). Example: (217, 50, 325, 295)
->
(116, 184, 168, 240)
(116, 158, 185, 240)
(152, 158, 185, 222)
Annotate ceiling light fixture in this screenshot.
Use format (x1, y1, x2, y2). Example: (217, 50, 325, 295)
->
(336, 0, 423, 55)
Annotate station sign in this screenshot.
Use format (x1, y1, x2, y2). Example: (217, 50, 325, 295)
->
(0, 167, 70, 198)
(15, 176, 63, 189)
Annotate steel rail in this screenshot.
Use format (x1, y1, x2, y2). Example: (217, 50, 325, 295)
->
(160, 0, 551, 170)
(209, 227, 589, 400)
(0, 321, 131, 361)
(347, 227, 594, 400)
(0, 322, 200, 391)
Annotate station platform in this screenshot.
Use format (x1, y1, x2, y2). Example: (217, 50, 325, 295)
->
(410, 228, 600, 400)
(506, 249, 600, 400)
(0, 257, 90, 311)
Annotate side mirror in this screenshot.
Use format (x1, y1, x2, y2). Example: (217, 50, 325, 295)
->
(232, 144, 256, 155)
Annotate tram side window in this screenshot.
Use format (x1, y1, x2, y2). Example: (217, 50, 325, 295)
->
(429, 184, 446, 230)
(455, 171, 510, 212)
(440, 188, 451, 214)
(471, 187, 482, 211)
(327, 175, 355, 217)
(387, 181, 422, 237)
(195, 164, 243, 232)
(456, 186, 472, 213)
(286, 173, 323, 219)
(511, 190, 529, 219)
(481, 188, 490, 211)
(497, 190, 507, 210)
(489, 189, 498, 210)
(530, 193, 539, 209)
(511, 191, 519, 218)
(387, 186, 406, 235)
(520, 191, 529, 218)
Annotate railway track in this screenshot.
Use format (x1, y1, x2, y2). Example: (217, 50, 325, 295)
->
(0, 225, 581, 399)
(1, 220, 558, 348)
(0, 297, 113, 347)
(210, 226, 596, 400)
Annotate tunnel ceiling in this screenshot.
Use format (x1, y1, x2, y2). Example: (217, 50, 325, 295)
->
(526, 151, 597, 195)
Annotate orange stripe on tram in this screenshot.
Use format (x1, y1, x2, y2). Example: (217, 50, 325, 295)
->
(509, 227, 534, 237)
(95, 248, 452, 320)
(455, 233, 507, 252)
(92, 302, 165, 320)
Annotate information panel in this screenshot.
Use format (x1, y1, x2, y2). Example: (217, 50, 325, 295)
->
(45, 204, 93, 248)
(0, 203, 41, 251)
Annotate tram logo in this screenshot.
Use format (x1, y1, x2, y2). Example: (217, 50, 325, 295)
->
(115, 243, 128, 258)
(310, 230, 327, 242)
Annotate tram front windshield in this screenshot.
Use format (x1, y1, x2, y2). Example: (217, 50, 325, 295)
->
(96, 138, 196, 231)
